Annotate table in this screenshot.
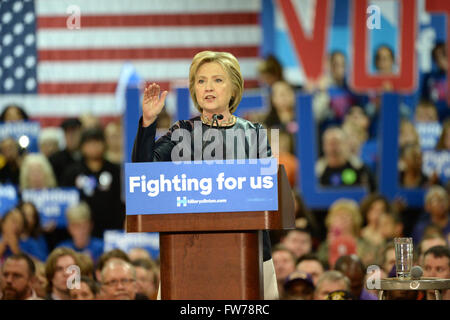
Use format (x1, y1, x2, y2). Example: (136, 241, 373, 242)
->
(375, 277, 450, 300)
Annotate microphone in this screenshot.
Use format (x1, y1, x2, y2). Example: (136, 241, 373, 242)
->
(411, 266, 423, 280)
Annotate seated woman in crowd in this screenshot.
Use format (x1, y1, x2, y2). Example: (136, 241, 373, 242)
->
(263, 80, 297, 134)
(398, 143, 438, 188)
(316, 199, 370, 268)
(0, 206, 47, 262)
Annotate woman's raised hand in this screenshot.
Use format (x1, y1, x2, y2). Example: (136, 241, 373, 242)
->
(142, 82, 168, 127)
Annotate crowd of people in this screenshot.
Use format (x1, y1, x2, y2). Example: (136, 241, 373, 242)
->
(0, 42, 449, 300)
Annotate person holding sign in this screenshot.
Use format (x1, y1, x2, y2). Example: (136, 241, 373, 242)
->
(132, 51, 278, 299)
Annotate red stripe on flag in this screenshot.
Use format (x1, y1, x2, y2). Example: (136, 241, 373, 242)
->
(38, 12, 259, 28)
(38, 46, 260, 61)
(39, 80, 260, 94)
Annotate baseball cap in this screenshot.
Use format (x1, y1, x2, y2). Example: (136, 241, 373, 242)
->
(284, 270, 315, 290)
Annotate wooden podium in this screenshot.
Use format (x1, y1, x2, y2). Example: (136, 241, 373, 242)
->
(126, 165, 295, 299)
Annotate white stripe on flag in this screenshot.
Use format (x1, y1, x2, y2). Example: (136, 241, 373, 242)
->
(37, 59, 260, 82)
(37, 26, 261, 49)
(36, 0, 260, 15)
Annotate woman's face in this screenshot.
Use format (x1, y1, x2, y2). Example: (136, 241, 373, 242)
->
(21, 203, 36, 230)
(195, 62, 233, 117)
(27, 163, 47, 189)
(367, 200, 386, 227)
(3, 209, 25, 235)
(376, 47, 394, 74)
(271, 82, 295, 112)
(3, 107, 25, 122)
(329, 210, 354, 237)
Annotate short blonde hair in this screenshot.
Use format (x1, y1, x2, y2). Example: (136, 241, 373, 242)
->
(66, 202, 91, 223)
(19, 153, 57, 190)
(325, 198, 362, 237)
(189, 51, 244, 114)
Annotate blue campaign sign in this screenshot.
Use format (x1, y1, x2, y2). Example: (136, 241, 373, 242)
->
(103, 230, 160, 259)
(0, 184, 19, 217)
(416, 122, 442, 150)
(0, 121, 40, 152)
(423, 150, 450, 184)
(21, 188, 80, 228)
(125, 159, 278, 215)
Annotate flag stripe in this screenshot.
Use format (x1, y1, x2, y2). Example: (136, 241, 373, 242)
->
(38, 79, 260, 94)
(37, 26, 261, 49)
(37, 59, 260, 82)
(36, 0, 260, 15)
(38, 46, 260, 61)
(38, 12, 259, 28)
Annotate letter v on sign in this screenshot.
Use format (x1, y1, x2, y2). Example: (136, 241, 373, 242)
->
(426, 0, 450, 106)
(277, 0, 330, 81)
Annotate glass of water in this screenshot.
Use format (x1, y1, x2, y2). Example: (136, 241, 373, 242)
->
(394, 237, 413, 279)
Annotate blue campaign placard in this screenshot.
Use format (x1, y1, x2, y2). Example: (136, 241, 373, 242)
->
(423, 150, 450, 184)
(125, 158, 278, 215)
(0, 121, 40, 152)
(415, 122, 442, 150)
(21, 188, 80, 228)
(0, 184, 19, 217)
(103, 230, 160, 259)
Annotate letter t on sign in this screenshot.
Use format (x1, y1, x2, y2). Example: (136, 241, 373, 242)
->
(426, 0, 450, 105)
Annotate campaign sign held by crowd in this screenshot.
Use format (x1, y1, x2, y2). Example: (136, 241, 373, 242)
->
(0, 184, 18, 217)
(125, 159, 278, 215)
(21, 188, 80, 228)
(103, 230, 160, 259)
(0, 121, 40, 152)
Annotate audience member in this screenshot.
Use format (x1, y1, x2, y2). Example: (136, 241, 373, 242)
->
(272, 245, 296, 297)
(0, 137, 22, 185)
(1, 253, 41, 300)
(61, 128, 125, 238)
(279, 229, 312, 260)
(282, 270, 315, 300)
(44, 247, 81, 300)
(128, 248, 152, 262)
(316, 127, 375, 190)
(104, 121, 124, 165)
(0, 104, 29, 122)
(313, 270, 350, 300)
(412, 185, 450, 244)
(263, 80, 297, 134)
(95, 249, 131, 283)
(422, 245, 450, 300)
(56, 202, 104, 264)
(69, 275, 99, 300)
(417, 233, 448, 265)
(398, 143, 437, 188)
(435, 119, 450, 151)
(38, 127, 64, 159)
(257, 55, 284, 88)
(100, 260, 137, 300)
(131, 258, 159, 300)
(49, 118, 82, 185)
(334, 255, 377, 300)
(295, 254, 325, 285)
(421, 42, 448, 121)
(414, 100, 439, 123)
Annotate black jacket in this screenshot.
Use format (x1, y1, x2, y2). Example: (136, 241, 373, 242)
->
(132, 116, 273, 261)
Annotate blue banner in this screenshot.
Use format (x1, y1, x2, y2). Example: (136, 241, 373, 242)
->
(125, 159, 278, 215)
(21, 188, 80, 228)
(0, 121, 40, 152)
(103, 230, 160, 260)
(0, 184, 19, 217)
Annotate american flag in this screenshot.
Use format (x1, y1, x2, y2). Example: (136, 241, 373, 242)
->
(0, 0, 262, 120)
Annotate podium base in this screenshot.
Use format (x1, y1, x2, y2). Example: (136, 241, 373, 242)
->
(160, 231, 263, 300)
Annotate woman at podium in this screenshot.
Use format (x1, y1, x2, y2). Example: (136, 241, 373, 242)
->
(132, 51, 278, 300)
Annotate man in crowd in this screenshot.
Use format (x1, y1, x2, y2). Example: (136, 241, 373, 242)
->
(296, 253, 325, 286)
(100, 260, 137, 300)
(422, 245, 450, 300)
(314, 270, 351, 300)
(1, 253, 41, 300)
(334, 254, 377, 300)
